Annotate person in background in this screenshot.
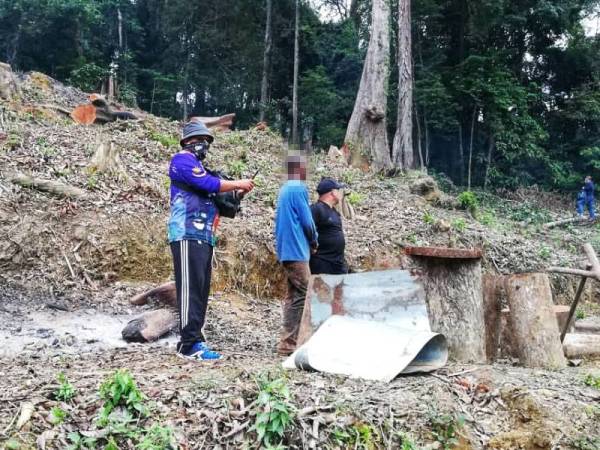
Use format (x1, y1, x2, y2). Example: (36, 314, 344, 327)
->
(310, 177, 349, 275)
(583, 175, 596, 221)
(274, 153, 318, 356)
(168, 121, 254, 360)
(576, 187, 586, 218)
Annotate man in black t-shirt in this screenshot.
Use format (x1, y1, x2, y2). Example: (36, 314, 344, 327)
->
(310, 178, 349, 275)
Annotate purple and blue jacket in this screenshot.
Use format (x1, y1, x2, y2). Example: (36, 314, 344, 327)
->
(167, 152, 222, 245)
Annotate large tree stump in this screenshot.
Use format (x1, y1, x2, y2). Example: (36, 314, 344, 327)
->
(0, 62, 19, 100)
(122, 308, 177, 343)
(482, 274, 505, 362)
(405, 247, 486, 363)
(504, 273, 566, 368)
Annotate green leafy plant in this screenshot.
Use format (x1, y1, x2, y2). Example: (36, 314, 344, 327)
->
(252, 374, 294, 448)
(86, 172, 99, 190)
(149, 131, 179, 148)
(478, 209, 497, 227)
(346, 191, 364, 206)
(452, 218, 466, 232)
(55, 372, 76, 401)
(98, 369, 148, 426)
(137, 423, 176, 450)
(583, 373, 600, 390)
(227, 159, 247, 178)
(572, 436, 600, 450)
(538, 246, 551, 260)
(576, 309, 586, 320)
(457, 191, 478, 215)
(49, 406, 68, 425)
(423, 211, 435, 225)
(428, 410, 464, 450)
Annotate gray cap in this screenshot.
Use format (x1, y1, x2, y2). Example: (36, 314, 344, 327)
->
(180, 121, 214, 146)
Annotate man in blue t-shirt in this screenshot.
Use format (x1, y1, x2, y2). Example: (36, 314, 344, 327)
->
(274, 154, 318, 355)
(583, 175, 596, 221)
(168, 121, 254, 360)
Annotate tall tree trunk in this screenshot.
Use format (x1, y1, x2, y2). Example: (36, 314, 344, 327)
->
(392, 0, 413, 170)
(292, 0, 300, 146)
(458, 122, 464, 185)
(259, 0, 273, 123)
(415, 103, 424, 169)
(467, 107, 477, 190)
(484, 135, 495, 191)
(345, 0, 392, 170)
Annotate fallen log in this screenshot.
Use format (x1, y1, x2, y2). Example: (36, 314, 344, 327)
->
(405, 246, 486, 363)
(10, 173, 87, 199)
(574, 318, 600, 334)
(543, 216, 587, 229)
(122, 308, 177, 343)
(190, 113, 235, 132)
(71, 94, 137, 125)
(563, 333, 600, 359)
(130, 281, 176, 307)
(504, 273, 566, 368)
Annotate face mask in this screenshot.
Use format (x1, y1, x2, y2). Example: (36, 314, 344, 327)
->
(183, 141, 209, 160)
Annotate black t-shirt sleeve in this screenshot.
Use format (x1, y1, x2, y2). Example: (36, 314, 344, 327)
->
(311, 203, 323, 228)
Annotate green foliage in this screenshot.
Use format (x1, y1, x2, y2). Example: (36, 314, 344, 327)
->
(136, 423, 176, 450)
(538, 246, 551, 260)
(478, 209, 497, 227)
(507, 203, 551, 225)
(330, 422, 382, 449)
(227, 160, 247, 178)
(346, 192, 364, 206)
(458, 191, 478, 215)
(149, 131, 178, 148)
(49, 406, 68, 425)
(452, 218, 466, 232)
(98, 369, 148, 426)
(252, 373, 294, 448)
(423, 210, 435, 225)
(576, 310, 586, 320)
(68, 63, 107, 92)
(55, 372, 76, 401)
(583, 373, 600, 390)
(572, 436, 600, 450)
(428, 410, 465, 450)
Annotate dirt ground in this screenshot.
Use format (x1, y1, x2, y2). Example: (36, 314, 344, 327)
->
(0, 283, 599, 450)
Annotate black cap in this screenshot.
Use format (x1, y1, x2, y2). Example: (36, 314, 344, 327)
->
(316, 177, 347, 195)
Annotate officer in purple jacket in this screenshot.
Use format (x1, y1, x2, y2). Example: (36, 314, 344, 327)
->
(168, 121, 254, 360)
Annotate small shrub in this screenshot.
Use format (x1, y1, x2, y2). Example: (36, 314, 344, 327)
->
(137, 423, 176, 450)
(584, 373, 600, 390)
(227, 159, 247, 178)
(55, 372, 76, 401)
(452, 218, 466, 232)
(458, 191, 478, 215)
(423, 211, 435, 225)
(149, 131, 179, 148)
(98, 369, 148, 426)
(346, 192, 364, 206)
(428, 410, 465, 450)
(252, 374, 294, 448)
(538, 246, 551, 260)
(478, 209, 497, 227)
(576, 310, 586, 320)
(49, 406, 68, 425)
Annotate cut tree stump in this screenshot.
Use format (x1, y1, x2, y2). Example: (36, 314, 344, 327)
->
(563, 333, 600, 359)
(130, 281, 176, 307)
(499, 305, 573, 359)
(504, 273, 566, 368)
(482, 274, 505, 362)
(10, 173, 87, 199)
(89, 141, 129, 181)
(405, 246, 486, 363)
(122, 308, 177, 343)
(543, 216, 587, 229)
(0, 62, 19, 100)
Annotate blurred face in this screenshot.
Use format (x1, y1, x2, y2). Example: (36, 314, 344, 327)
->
(330, 188, 343, 205)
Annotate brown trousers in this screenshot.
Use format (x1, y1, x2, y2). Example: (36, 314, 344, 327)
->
(278, 261, 310, 355)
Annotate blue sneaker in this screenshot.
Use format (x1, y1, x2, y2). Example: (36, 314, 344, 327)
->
(178, 341, 222, 360)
